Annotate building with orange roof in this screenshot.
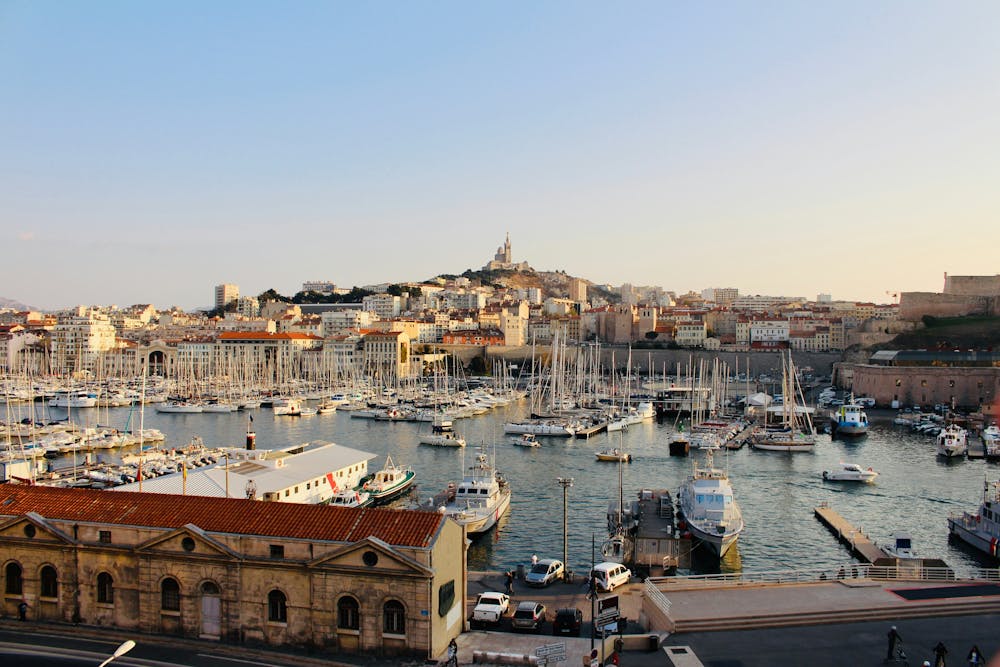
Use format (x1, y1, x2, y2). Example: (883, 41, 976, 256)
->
(0, 484, 466, 659)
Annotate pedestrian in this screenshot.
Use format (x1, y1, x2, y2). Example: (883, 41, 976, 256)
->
(934, 642, 948, 667)
(446, 638, 458, 666)
(530, 554, 538, 566)
(967, 645, 983, 666)
(886, 626, 902, 661)
(17, 599, 28, 621)
(505, 570, 514, 595)
(587, 575, 598, 600)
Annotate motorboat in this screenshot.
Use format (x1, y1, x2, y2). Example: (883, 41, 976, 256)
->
(821, 462, 878, 483)
(155, 401, 203, 414)
(272, 398, 302, 416)
(511, 433, 540, 448)
(503, 421, 576, 437)
(947, 478, 1000, 559)
(361, 454, 416, 504)
(982, 425, 1000, 461)
(316, 401, 337, 414)
(882, 533, 918, 559)
(328, 488, 372, 508)
(441, 446, 512, 536)
(676, 449, 744, 557)
(936, 424, 968, 458)
(48, 391, 98, 409)
(595, 448, 632, 463)
(828, 400, 869, 436)
(419, 430, 466, 447)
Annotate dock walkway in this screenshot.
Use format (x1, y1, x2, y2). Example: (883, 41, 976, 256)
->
(814, 504, 885, 563)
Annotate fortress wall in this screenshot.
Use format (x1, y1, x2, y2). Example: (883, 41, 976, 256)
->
(943, 274, 1000, 296)
(898, 292, 990, 321)
(836, 363, 1000, 410)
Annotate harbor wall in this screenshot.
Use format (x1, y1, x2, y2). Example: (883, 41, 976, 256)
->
(898, 292, 1000, 321)
(436, 346, 840, 379)
(833, 363, 1000, 410)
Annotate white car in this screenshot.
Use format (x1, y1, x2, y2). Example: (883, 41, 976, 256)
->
(590, 561, 631, 592)
(472, 592, 510, 626)
(525, 559, 564, 587)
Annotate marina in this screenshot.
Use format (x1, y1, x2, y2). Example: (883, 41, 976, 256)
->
(3, 397, 999, 576)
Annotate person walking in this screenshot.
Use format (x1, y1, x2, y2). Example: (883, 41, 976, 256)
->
(17, 599, 28, 621)
(446, 638, 458, 667)
(886, 626, 902, 661)
(505, 570, 514, 595)
(967, 645, 984, 666)
(530, 554, 538, 567)
(934, 641, 948, 667)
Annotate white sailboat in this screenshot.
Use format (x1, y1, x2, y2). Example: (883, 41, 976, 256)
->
(750, 351, 816, 453)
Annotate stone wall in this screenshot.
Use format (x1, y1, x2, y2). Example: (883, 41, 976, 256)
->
(943, 274, 1000, 296)
(833, 363, 1000, 410)
(898, 292, 996, 321)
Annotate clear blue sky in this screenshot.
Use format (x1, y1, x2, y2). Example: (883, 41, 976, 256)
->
(3, 1, 998, 310)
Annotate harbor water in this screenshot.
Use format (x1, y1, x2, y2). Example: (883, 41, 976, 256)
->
(13, 399, 998, 577)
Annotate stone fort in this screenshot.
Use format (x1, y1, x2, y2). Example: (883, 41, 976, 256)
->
(898, 273, 1000, 321)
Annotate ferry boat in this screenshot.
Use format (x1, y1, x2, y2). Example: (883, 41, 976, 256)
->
(828, 400, 869, 436)
(361, 454, 415, 504)
(676, 450, 744, 557)
(936, 424, 968, 458)
(947, 478, 1000, 559)
(982, 425, 1000, 461)
(441, 447, 511, 536)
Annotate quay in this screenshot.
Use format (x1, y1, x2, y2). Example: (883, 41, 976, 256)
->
(814, 504, 886, 563)
(574, 421, 608, 438)
(725, 423, 755, 450)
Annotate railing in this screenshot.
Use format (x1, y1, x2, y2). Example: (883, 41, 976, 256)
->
(643, 578, 672, 616)
(647, 563, 1000, 587)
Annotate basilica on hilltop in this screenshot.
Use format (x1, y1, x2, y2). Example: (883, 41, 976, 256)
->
(482, 233, 532, 272)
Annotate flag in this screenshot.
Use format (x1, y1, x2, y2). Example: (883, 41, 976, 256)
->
(249, 414, 254, 423)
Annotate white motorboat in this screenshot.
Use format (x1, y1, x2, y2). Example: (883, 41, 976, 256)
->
(503, 421, 576, 437)
(947, 478, 1000, 558)
(882, 533, 918, 559)
(595, 448, 632, 463)
(441, 447, 511, 536)
(419, 431, 466, 447)
(48, 391, 98, 409)
(936, 424, 968, 458)
(511, 433, 540, 448)
(328, 488, 372, 508)
(155, 401, 203, 414)
(981, 425, 1000, 460)
(272, 398, 302, 416)
(821, 462, 878, 483)
(677, 450, 744, 557)
(828, 400, 869, 436)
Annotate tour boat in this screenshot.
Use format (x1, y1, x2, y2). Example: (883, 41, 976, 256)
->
(947, 478, 1000, 559)
(936, 424, 968, 458)
(677, 449, 744, 557)
(441, 446, 511, 536)
(828, 400, 869, 436)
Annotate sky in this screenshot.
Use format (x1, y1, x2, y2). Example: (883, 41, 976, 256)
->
(2, 2, 999, 311)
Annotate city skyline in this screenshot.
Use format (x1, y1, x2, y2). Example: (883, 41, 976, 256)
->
(3, 2, 999, 310)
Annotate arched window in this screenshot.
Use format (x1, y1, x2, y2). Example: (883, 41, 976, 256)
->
(97, 572, 114, 604)
(267, 589, 287, 623)
(200, 581, 220, 595)
(161, 578, 180, 611)
(383, 599, 405, 635)
(337, 596, 359, 630)
(4, 562, 23, 595)
(40, 566, 58, 599)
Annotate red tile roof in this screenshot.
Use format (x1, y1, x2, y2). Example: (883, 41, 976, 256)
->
(218, 331, 322, 341)
(0, 485, 445, 548)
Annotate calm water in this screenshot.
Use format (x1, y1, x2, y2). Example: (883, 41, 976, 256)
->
(24, 400, 1000, 577)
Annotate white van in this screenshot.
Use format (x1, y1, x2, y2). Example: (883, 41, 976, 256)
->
(590, 561, 631, 592)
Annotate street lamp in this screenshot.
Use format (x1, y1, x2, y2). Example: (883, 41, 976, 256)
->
(556, 477, 573, 580)
(97, 640, 135, 667)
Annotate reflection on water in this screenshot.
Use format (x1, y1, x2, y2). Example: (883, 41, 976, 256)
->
(29, 401, 1000, 576)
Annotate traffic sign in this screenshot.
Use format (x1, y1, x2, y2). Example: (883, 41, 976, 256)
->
(596, 609, 620, 627)
(535, 642, 567, 658)
(597, 595, 619, 614)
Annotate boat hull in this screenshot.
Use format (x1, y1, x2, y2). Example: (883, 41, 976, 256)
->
(450, 487, 512, 536)
(947, 516, 1000, 558)
(367, 470, 416, 505)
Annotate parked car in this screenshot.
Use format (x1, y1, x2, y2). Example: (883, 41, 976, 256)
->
(552, 607, 583, 636)
(590, 562, 631, 593)
(471, 592, 510, 627)
(511, 601, 546, 632)
(525, 558, 564, 587)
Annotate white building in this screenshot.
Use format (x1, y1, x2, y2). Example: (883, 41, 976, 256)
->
(49, 315, 118, 375)
(215, 284, 239, 310)
(362, 294, 401, 319)
(321, 308, 372, 336)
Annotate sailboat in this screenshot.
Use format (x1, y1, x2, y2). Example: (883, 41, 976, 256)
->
(602, 438, 634, 563)
(750, 351, 816, 453)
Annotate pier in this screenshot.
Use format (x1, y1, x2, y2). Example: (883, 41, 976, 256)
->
(574, 421, 608, 438)
(814, 504, 886, 564)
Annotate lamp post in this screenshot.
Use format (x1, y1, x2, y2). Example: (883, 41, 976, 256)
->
(97, 640, 135, 667)
(590, 532, 596, 651)
(556, 477, 573, 580)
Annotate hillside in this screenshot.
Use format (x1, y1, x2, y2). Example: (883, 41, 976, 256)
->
(0, 297, 34, 311)
(437, 268, 620, 303)
(877, 316, 1000, 351)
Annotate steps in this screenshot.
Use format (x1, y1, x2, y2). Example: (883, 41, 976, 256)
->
(672, 598, 1000, 633)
